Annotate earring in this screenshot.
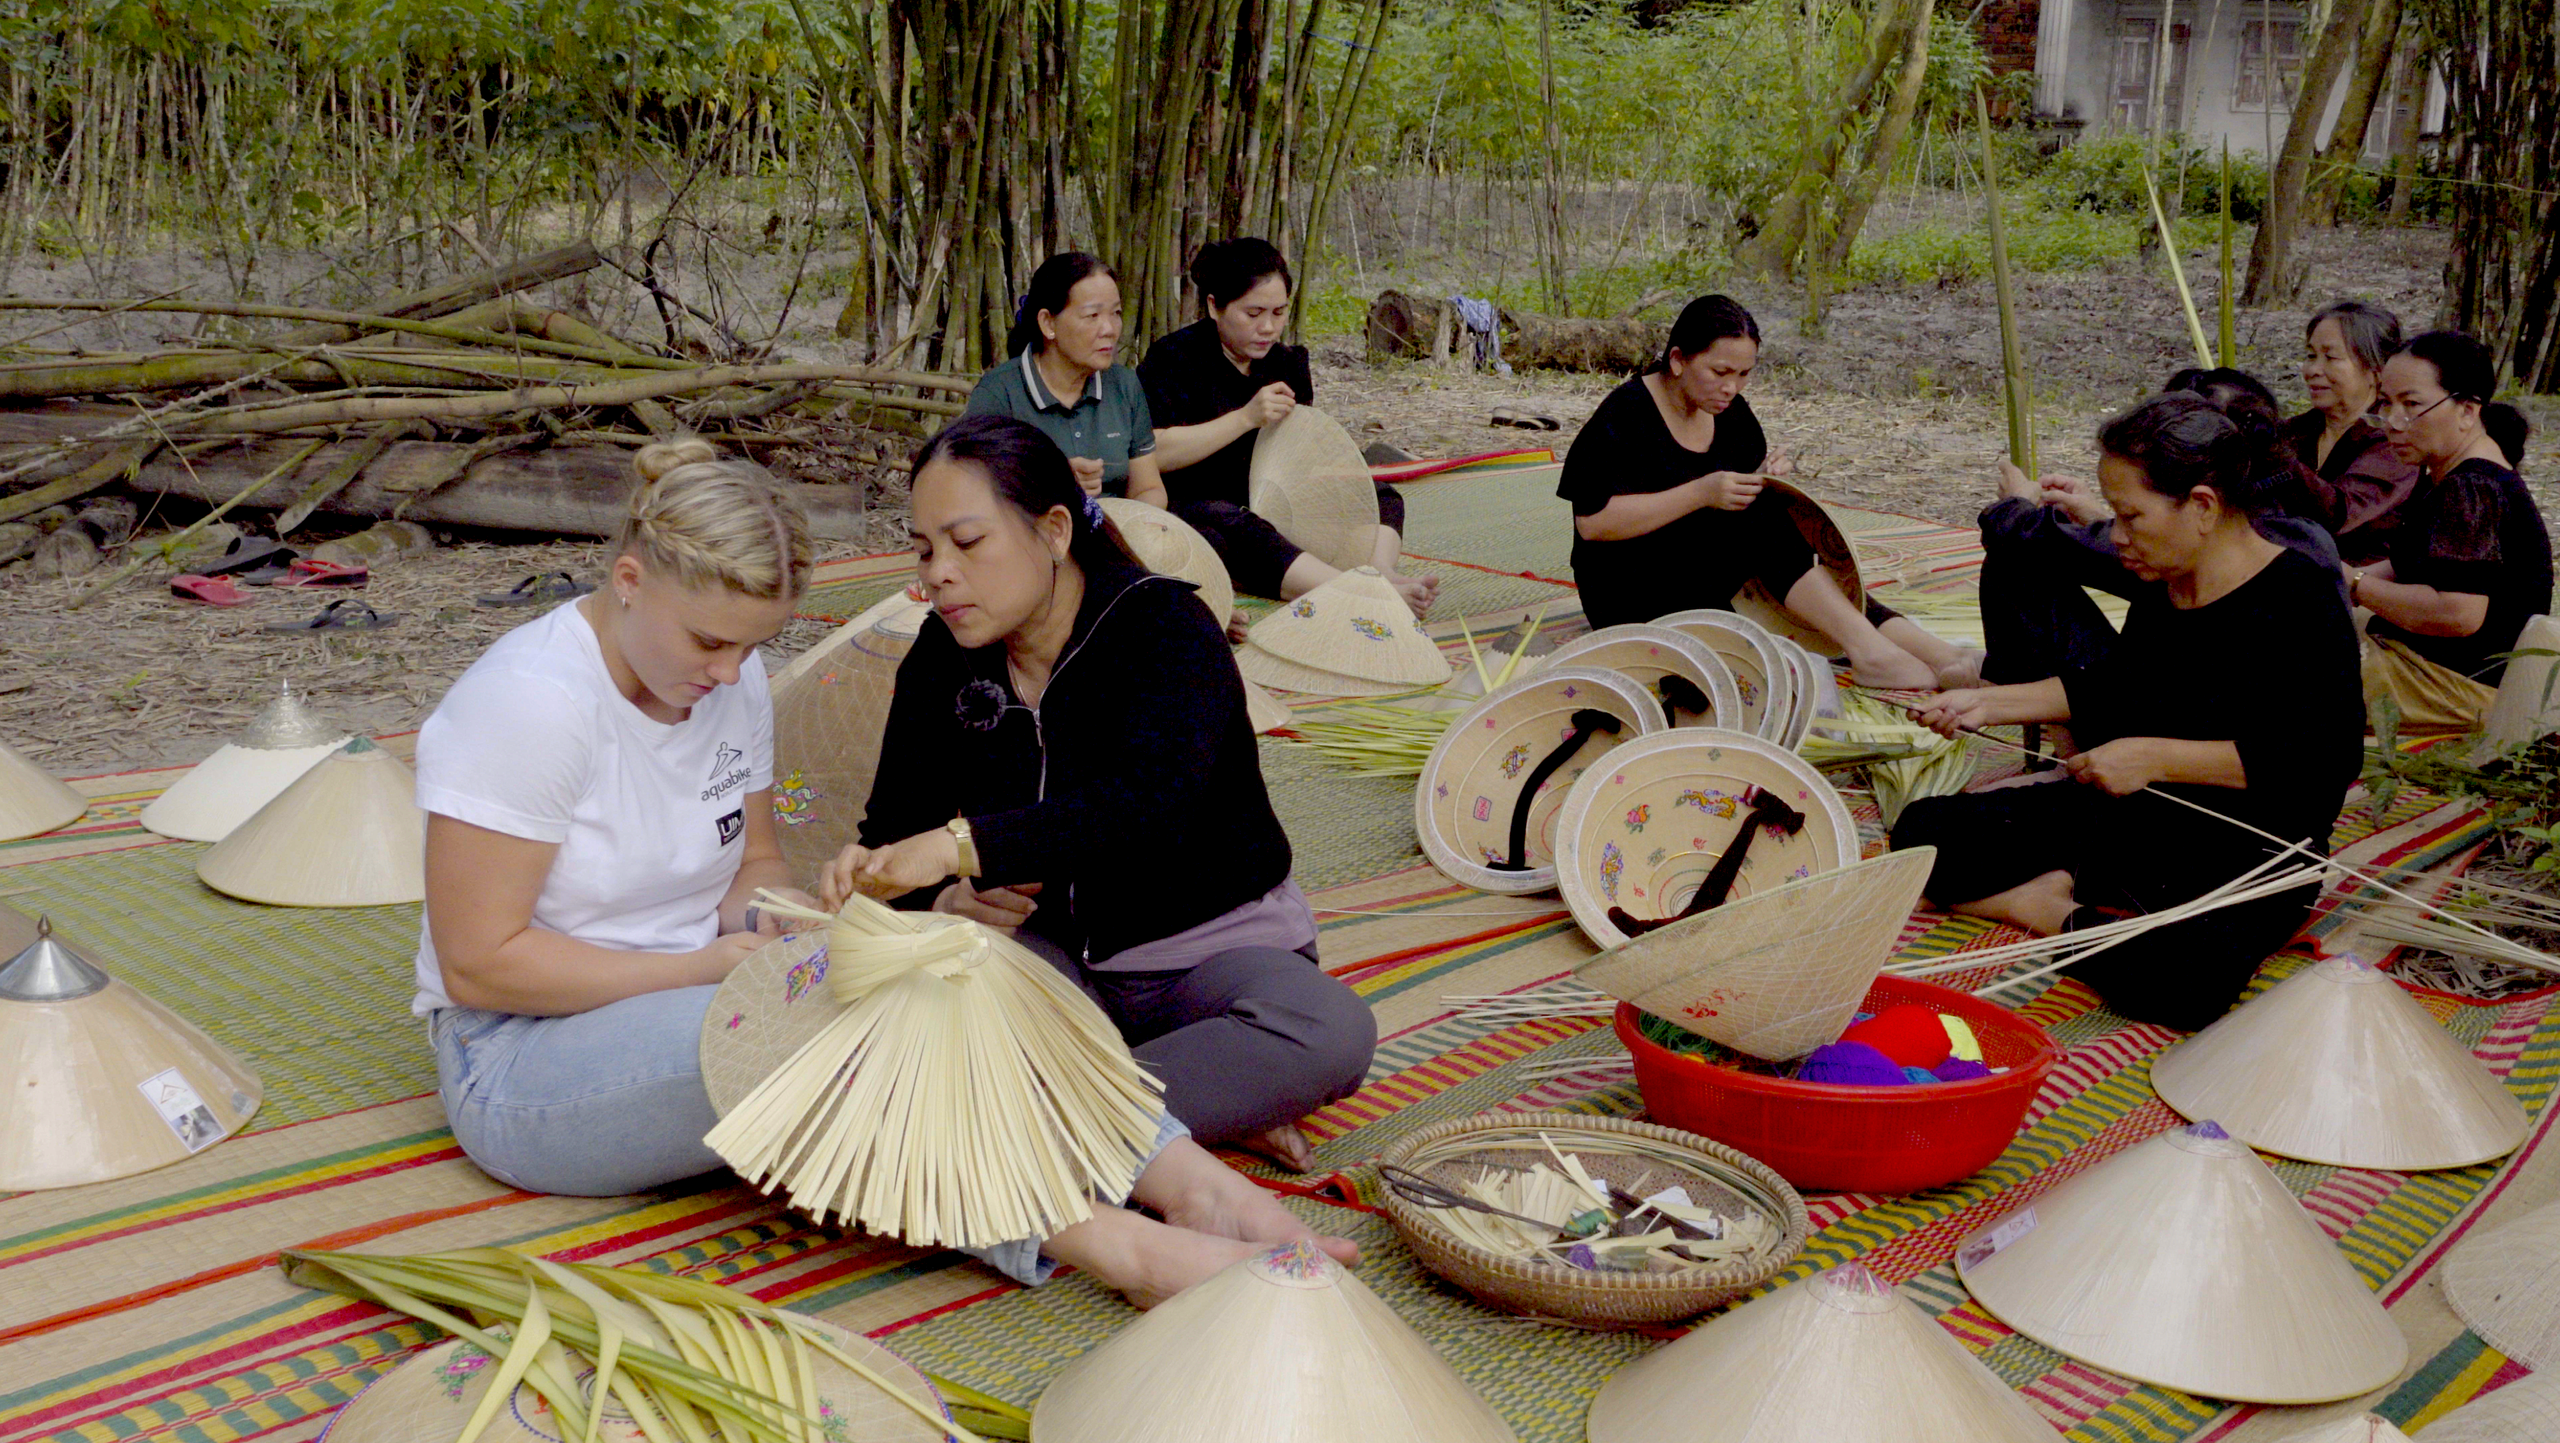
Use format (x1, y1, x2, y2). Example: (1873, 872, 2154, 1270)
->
(619, 593, 631, 609)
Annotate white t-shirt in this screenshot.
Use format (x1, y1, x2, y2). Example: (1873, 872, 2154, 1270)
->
(410, 601, 773, 1013)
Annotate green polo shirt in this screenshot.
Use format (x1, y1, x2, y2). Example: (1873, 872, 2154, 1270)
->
(963, 351, 1157, 495)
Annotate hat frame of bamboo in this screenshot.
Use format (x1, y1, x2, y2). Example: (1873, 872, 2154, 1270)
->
(1100, 496, 1235, 632)
(1731, 479, 1863, 659)
(1585, 1260, 2060, 1443)
(1953, 1120, 2407, 1404)
(1575, 846, 1936, 1061)
(2443, 1198, 2560, 1371)
(1537, 623, 1742, 730)
(0, 910, 262, 1190)
(2417, 1368, 2560, 1442)
(196, 737, 425, 907)
(140, 682, 353, 843)
(1030, 1239, 1519, 1443)
(2150, 954, 2528, 1170)
(0, 733, 86, 842)
(1551, 727, 1858, 950)
(767, 585, 932, 880)
(1248, 406, 1381, 573)
(1414, 664, 1669, 895)
(1654, 608, 1791, 741)
(1239, 566, 1449, 690)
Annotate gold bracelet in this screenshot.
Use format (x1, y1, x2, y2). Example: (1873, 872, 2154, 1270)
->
(945, 816, 980, 878)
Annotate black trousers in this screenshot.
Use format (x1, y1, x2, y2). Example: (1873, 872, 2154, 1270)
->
(1891, 777, 2320, 1031)
(1172, 482, 1409, 600)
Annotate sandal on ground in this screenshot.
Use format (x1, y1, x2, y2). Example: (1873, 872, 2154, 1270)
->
(273, 559, 369, 589)
(263, 598, 401, 633)
(170, 574, 251, 607)
(196, 536, 297, 578)
(475, 572, 594, 607)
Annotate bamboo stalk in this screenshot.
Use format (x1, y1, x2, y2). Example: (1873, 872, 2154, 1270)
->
(2143, 163, 2217, 368)
(1974, 87, 2034, 476)
(2217, 141, 2237, 366)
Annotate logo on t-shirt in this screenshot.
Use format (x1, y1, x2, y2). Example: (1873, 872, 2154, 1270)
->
(716, 809, 744, 846)
(702, 742, 751, 803)
(709, 744, 742, 779)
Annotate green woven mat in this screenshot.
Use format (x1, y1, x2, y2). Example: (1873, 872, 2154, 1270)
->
(798, 570, 910, 625)
(7, 843, 432, 1132)
(1400, 466, 1571, 575)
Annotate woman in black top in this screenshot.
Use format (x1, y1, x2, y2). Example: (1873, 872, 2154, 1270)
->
(1557, 294, 1938, 687)
(2354, 330, 2555, 730)
(2281, 300, 2420, 566)
(1138, 239, 1437, 616)
(826, 415, 1374, 1184)
(1893, 392, 2366, 1031)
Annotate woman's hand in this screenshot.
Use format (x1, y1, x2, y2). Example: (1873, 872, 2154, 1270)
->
(1068, 455, 1107, 497)
(1913, 688, 1996, 738)
(819, 829, 964, 908)
(933, 879, 1043, 933)
(747, 886, 822, 935)
(688, 930, 770, 984)
(1762, 447, 1794, 479)
(1696, 470, 1766, 511)
(2040, 472, 2109, 524)
(1997, 459, 2041, 503)
(2065, 739, 2162, 796)
(1244, 382, 1298, 428)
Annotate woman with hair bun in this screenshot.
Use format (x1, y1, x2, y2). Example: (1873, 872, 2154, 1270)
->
(965, 252, 1169, 509)
(1137, 237, 1437, 615)
(1893, 392, 2365, 1030)
(2356, 329, 2555, 730)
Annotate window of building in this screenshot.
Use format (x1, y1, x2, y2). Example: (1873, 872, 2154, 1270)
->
(2234, 16, 2304, 110)
(2109, 18, 2192, 130)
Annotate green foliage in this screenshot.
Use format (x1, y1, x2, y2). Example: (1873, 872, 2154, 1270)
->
(1844, 205, 2212, 287)
(2032, 131, 2268, 223)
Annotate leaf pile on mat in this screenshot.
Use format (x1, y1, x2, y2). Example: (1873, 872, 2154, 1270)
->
(1288, 611, 1543, 777)
(280, 1247, 1027, 1443)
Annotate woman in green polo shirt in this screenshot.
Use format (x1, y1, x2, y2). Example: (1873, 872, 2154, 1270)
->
(965, 253, 1169, 508)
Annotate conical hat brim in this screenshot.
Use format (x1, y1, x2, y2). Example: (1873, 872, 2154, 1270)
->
(1550, 727, 1858, 950)
(197, 745, 424, 906)
(1414, 666, 1668, 895)
(1242, 679, 1291, 734)
(1588, 1266, 2058, 1443)
(0, 736, 85, 841)
(139, 739, 347, 843)
(1248, 407, 1381, 573)
(1243, 569, 1448, 685)
(2444, 1199, 2560, 1370)
(1730, 482, 1863, 658)
(1576, 847, 1933, 1059)
(1538, 625, 1742, 730)
(769, 589, 928, 879)
(1033, 1244, 1518, 1443)
(0, 971, 261, 1189)
(2478, 612, 2560, 757)
(319, 1318, 948, 1443)
(2419, 1369, 2560, 1443)
(1238, 642, 1436, 698)
(1955, 1126, 2407, 1403)
(1102, 497, 1236, 628)
(2270, 1415, 2417, 1443)
(1654, 609, 1788, 738)
(2152, 957, 2527, 1169)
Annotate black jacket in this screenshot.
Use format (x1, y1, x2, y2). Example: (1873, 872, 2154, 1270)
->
(859, 554, 1293, 963)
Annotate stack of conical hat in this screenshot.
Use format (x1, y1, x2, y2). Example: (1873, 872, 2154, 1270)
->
(2421, 1370, 2560, 1442)
(2271, 1417, 2415, 1443)
(1033, 1240, 1518, 1443)
(1237, 567, 1451, 697)
(1414, 665, 1667, 894)
(1250, 406, 1382, 573)
(2151, 955, 2527, 1169)
(2443, 1199, 2560, 1369)
(1657, 608, 1789, 740)
(768, 585, 931, 877)
(0, 734, 86, 841)
(1587, 1261, 2059, 1443)
(197, 737, 424, 906)
(1732, 480, 1864, 659)
(1102, 496, 1236, 631)
(140, 683, 352, 843)
(1771, 635, 1842, 746)
(1576, 847, 1935, 1060)
(2476, 612, 2560, 758)
(0, 910, 262, 1189)
(1538, 623, 1742, 729)
(1954, 1120, 2407, 1403)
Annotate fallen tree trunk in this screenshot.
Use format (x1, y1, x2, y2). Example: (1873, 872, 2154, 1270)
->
(269, 243, 604, 347)
(1365, 290, 1662, 373)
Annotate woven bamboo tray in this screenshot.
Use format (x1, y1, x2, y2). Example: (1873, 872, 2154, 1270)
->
(1377, 1111, 1809, 1328)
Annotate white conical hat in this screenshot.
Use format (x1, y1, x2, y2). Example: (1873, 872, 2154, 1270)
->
(1575, 847, 1934, 1060)
(1250, 406, 1382, 573)
(1240, 568, 1450, 689)
(1549, 728, 1859, 950)
(0, 734, 85, 841)
(1538, 624, 1742, 730)
(1731, 480, 1864, 658)
(1656, 608, 1789, 740)
(1032, 1240, 1518, 1443)
(2269, 1416, 2415, 1443)
(140, 683, 353, 842)
(1414, 665, 1667, 895)
(2443, 1199, 2560, 1370)
(1102, 496, 1235, 630)
(197, 737, 424, 906)
(1773, 635, 1842, 747)
(1954, 1120, 2407, 1403)
(2421, 1370, 2560, 1443)
(0, 912, 262, 1189)
(768, 586, 930, 878)
(1242, 678, 1291, 734)
(2477, 612, 2559, 758)
(1587, 1261, 2058, 1443)
(2151, 955, 2527, 1169)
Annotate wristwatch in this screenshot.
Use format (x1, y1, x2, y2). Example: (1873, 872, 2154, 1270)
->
(2349, 569, 2366, 604)
(946, 816, 980, 878)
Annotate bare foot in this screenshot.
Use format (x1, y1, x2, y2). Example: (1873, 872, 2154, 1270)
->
(1947, 868, 2077, 936)
(1389, 572, 1438, 616)
(1932, 648, 1987, 691)
(1136, 1138, 1358, 1264)
(1041, 1206, 1266, 1309)
(1845, 639, 1937, 690)
(1227, 609, 1250, 643)
(1231, 1121, 1316, 1174)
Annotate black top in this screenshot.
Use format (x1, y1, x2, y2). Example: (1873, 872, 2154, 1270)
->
(1557, 380, 1792, 627)
(2279, 411, 2420, 566)
(1135, 320, 1316, 510)
(2062, 544, 2364, 849)
(2368, 457, 2556, 684)
(860, 555, 1292, 964)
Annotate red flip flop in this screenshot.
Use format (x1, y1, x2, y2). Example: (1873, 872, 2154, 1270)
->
(171, 574, 251, 606)
(274, 559, 369, 589)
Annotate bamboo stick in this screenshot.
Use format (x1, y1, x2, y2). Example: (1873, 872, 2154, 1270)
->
(1974, 87, 2034, 476)
(2217, 141, 2238, 366)
(2142, 163, 2217, 368)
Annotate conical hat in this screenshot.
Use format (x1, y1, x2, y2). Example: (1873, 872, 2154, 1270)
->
(1102, 496, 1235, 629)
(2151, 956, 2527, 1169)
(1240, 568, 1449, 688)
(1414, 665, 1667, 895)
(197, 738, 425, 906)
(2443, 1199, 2560, 1369)
(317, 1317, 947, 1443)
(1249, 406, 1381, 573)
(769, 586, 930, 878)
(1731, 481, 1864, 658)
(1655, 608, 1789, 740)
(140, 683, 353, 842)
(1538, 624, 1742, 730)
(1550, 728, 1859, 950)
(1954, 1120, 2407, 1403)
(1587, 1261, 2058, 1443)
(0, 734, 85, 842)
(1576, 847, 1934, 1060)
(2421, 1370, 2560, 1443)
(0, 913, 261, 1189)
(2477, 613, 2560, 758)
(1774, 635, 1842, 747)
(1242, 678, 1291, 734)
(1032, 1240, 1518, 1443)
(2270, 1416, 2416, 1443)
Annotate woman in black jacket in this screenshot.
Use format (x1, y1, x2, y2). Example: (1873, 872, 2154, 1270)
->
(822, 415, 1375, 1182)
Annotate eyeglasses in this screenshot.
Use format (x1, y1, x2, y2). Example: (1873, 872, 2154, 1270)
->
(2371, 394, 2452, 430)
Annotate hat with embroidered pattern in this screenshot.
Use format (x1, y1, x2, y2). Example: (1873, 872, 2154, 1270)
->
(1414, 665, 1668, 895)
(1537, 624, 1742, 731)
(1237, 567, 1450, 696)
(767, 585, 932, 879)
